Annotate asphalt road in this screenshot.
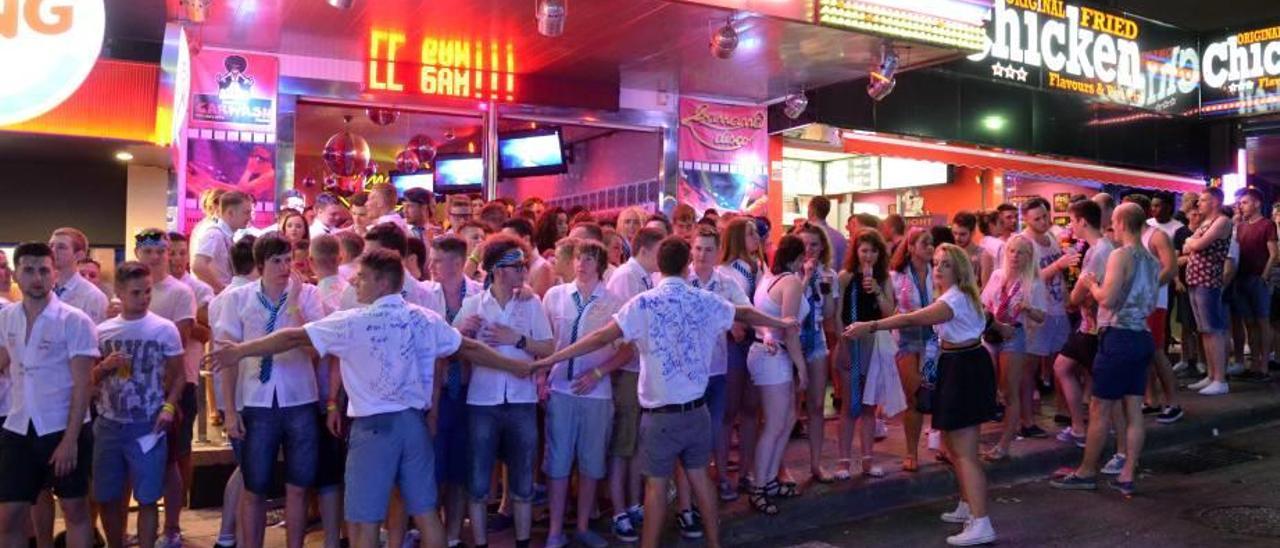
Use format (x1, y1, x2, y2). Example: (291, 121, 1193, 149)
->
(742, 420, 1280, 548)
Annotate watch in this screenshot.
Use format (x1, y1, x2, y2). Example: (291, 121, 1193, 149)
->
(516, 335, 528, 350)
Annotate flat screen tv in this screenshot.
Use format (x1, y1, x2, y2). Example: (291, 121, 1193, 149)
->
(390, 171, 434, 195)
(434, 154, 484, 192)
(498, 127, 567, 177)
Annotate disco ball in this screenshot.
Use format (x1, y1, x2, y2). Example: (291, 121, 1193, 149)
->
(322, 129, 371, 177)
(395, 149, 421, 173)
(366, 108, 399, 126)
(362, 161, 380, 179)
(407, 134, 437, 164)
(322, 175, 342, 193)
(710, 22, 738, 59)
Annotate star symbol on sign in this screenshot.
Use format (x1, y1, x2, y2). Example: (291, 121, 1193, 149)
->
(991, 62, 1006, 78)
(1014, 67, 1028, 82)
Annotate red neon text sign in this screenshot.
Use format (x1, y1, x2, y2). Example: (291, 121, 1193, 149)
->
(366, 29, 515, 102)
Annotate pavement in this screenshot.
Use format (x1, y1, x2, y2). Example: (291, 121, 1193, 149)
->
(92, 372, 1280, 547)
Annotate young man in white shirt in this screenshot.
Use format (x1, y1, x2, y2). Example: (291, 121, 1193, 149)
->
(534, 236, 794, 548)
(133, 229, 200, 548)
(542, 240, 632, 548)
(193, 190, 254, 294)
(49, 227, 108, 324)
(206, 248, 538, 548)
(403, 187, 439, 242)
(454, 235, 555, 548)
(335, 230, 365, 284)
(0, 242, 100, 548)
(309, 192, 347, 240)
(338, 224, 437, 311)
(213, 234, 326, 548)
(91, 262, 186, 548)
(599, 226, 665, 542)
(365, 183, 410, 233)
(309, 235, 348, 315)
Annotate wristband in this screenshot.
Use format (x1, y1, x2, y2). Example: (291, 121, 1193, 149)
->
(161, 402, 176, 415)
(326, 401, 339, 413)
(592, 368, 604, 380)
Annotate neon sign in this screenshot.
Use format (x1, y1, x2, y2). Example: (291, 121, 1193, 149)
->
(0, 0, 106, 126)
(1200, 24, 1280, 116)
(366, 29, 515, 102)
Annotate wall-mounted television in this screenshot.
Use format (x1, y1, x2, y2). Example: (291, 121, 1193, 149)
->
(390, 171, 434, 196)
(434, 154, 484, 192)
(498, 127, 567, 178)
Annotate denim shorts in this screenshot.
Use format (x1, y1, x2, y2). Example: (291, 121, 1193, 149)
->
(1230, 274, 1272, 320)
(638, 406, 712, 478)
(546, 392, 613, 480)
(1092, 328, 1155, 400)
(92, 418, 168, 504)
(240, 402, 319, 495)
(1026, 313, 1070, 357)
(467, 403, 537, 502)
(990, 325, 1027, 355)
(314, 411, 346, 493)
(345, 409, 436, 522)
(1190, 286, 1228, 334)
(704, 374, 727, 441)
(433, 385, 470, 486)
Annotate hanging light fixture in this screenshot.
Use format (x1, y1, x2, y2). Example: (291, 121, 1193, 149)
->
(783, 91, 808, 120)
(537, 0, 567, 37)
(867, 41, 899, 102)
(326, 0, 354, 9)
(181, 0, 213, 23)
(709, 16, 739, 59)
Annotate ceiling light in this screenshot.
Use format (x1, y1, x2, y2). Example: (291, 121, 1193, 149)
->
(115, 151, 134, 162)
(710, 17, 739, 59)
(981, 114, 1007, 132)
(182, 0, 213, 22)
(783, 91, 808, 120)
(867, 41, 899, 102)
(326, 0, 354, 8)
(537, 0, 567, 37)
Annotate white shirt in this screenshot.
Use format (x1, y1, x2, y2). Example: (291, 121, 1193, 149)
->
(688, 269, 749, 376)
(337, 262, 357, 285)
(193, 218, 235, 287)
(339, 270, 438, 312)
(1, 296, 100, 435)
(54, 272, 108, 324)
(1147, 218, 1185, 239)
(454, 289, 552, 406)
(309, 218, 338, 240)
(980, 269, 1048, 326)
(315, 274, 349, 315)
(979, 235, 1005, 267)
(543, 281, 623, 399)
(178, 273, 215, 384)
(212, 281, 326, 410)
(615, 277, 736, 408)
(1141, 227, 1170, 310)
(306, 294, 461, 417)
(181, 273, 215, 308)
(150, 275, 197, 325)
(370, 213, 409, 233)
(934, 287, 985, 344)
(718, 259, 762, 301)
(421, 277, 484, 321)
(95, 312, 184, 423)
(605, 258, 654, 373)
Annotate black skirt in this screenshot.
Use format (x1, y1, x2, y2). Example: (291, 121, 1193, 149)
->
(931, 345, 999, 432)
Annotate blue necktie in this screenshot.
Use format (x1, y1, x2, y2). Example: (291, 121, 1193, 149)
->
(255, 290, 289, 383)
(444, 281, 467, 399)
(412, 225, 425, 240)
(566, 290, 598, 380)
(54, 285, 67, 298)
(800, 275, 822, 356)
(640, 273, 653, 291)
(732, 262, 756, 300)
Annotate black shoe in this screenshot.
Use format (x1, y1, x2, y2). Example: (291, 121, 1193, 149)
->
(1269, 360, 1280, 372)
(1019, 425, 1050, 439)
(1156, 405, 1184, 424)
(1236, 370, 1272, 383)
(1053, 414, 1071, 426)
(1141, 404, 1160, 415)
(990, 403, 1006, 423)
(677, 509, 704, 539)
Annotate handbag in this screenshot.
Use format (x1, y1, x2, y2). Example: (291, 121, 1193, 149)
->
(982, 311, 1007, 345)
(914, 338, 939, 414)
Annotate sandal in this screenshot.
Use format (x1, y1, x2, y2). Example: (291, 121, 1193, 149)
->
(901, 457, 919, 473)
(748, 486, 778, 515)
(834, 459, 853, 481)
(765, 479, 800, 498)
(811, 468, 835, 484)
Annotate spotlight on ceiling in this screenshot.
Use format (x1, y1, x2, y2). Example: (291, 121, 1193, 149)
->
(783, 91, 808, 120)
(181, 0, 213, 23)
(537, 0, 567, 37)
(115, 151, 134, 162)
(710, 17, 739, 59)
(326, 0, 354, 8)
(867, 42, 899, 102)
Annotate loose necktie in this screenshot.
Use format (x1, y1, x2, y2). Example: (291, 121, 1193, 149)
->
(800, 275, 822, 356)
(732, 261, 757, 300)
(255, 289, 289, 383)
(640, 273, 652, 291)
(566, 290, 598, 380)
(54, 285, 67, 298)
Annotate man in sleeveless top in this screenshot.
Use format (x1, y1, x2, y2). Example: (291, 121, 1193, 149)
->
(1184, 188, 1234, 396)
(1021, 198, 1077, 436)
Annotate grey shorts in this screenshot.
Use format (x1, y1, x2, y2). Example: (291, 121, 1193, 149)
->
(638, 405, 712, 479)
(1026, 313, 1070, 357)
(92, 418, 168, 504)
(546, 392, 613, 480)
(345, 409, 436, 523)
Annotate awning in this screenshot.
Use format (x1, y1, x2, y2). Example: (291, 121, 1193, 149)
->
(841, 131, 1205, 194)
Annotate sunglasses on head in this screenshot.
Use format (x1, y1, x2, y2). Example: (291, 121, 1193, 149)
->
(134, 231, 168, 246)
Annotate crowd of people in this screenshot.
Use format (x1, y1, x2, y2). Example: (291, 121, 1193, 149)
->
(0, 181, 1274, 548)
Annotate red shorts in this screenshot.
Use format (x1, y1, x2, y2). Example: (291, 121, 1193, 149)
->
(1146, 308, 1167, 350)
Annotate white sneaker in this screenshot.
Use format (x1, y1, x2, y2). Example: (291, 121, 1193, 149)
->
(1172, 361, 1190, 373)
(947, 516, 997, 546)
(941, 501, 972, 523)
(1198, 381, 1230, 396)
(1227, 362, 1246, 376)
(1101, 453, 1127, 475)
(401, 529, 421, 548)
(1188, 376, 1213, 390)
(875, 418, 888, 440)
(928, 430, 942, 451)
(1196, 361, 1207, 374)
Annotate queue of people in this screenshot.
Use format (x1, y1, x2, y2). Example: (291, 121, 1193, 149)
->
(0, 181, 1274, 548)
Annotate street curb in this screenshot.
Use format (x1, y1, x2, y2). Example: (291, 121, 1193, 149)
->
(720, 385, 1280, 546)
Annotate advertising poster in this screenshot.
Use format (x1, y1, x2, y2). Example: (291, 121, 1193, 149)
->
(677, 99, 769, 214)
(189, 49, 278, 132)
(1200, 22, 1280, 117)
(184, 140, 277, 228)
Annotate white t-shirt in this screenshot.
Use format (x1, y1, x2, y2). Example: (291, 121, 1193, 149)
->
(1141, 227, 1170, 310)
(212, 281, 326, 410)
(979, 235, 1005, 268)
(0, 296, 100, 436)
(454, 289, 552, 406)
(934, 287, 985, 345)
(150, 276, 197, 325)
(95, 312, 184, 423)
(614, 278, 736, 408)
(1146, 217, 1184, 239)
(543, 281, 623, 399)
(193, 218, 235, 288)
(315, 274, 349, 315)
(179, 273, 215, 384)
(306, 294, 462, 417)
(55, 272, 108, 324)
(689, 269, 750, 376)
(339, 270, 439, 312)
(605, 258, 654, 373)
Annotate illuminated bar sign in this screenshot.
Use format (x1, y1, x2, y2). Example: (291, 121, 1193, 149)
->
(366, 29, 515, 102)
(1200, 23, 1280, 117)
(966, 0, 1200, 114)
(818, 0, 989, 52)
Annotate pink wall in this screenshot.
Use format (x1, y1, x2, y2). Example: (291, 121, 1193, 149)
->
(497, 130, 661, 210)
(1006, 177, 1099, 205)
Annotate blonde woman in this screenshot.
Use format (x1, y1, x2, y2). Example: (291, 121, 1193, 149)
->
(717, 217, 767, 498)
(846, 244, 999, 546)
(980, 235, 1047, 460)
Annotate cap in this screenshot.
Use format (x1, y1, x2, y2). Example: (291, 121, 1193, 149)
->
(404, 187, 432, 205)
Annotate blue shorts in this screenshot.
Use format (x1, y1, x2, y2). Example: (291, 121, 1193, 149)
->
(92, 418, 168, 504)
(991, 325, 1027, 355)
(1190, 286, 1229, 333)
(345, 409, 436, 522)
(240, 403, 319, 495)
(467, 403, 537, 502)
(433, 385, 470, 487)
(1092, 329, 1155, 400)
(546, 393, 613, 480)
(638, 406, 712, 478)
(1026, 313, 1070, 357)
(1230, 275, 1272, 320)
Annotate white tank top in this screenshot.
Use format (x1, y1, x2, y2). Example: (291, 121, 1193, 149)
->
(1141, 227, 1169, 310)
(754, 273, 809, 344)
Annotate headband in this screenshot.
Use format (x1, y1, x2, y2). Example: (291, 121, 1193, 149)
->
(134, 232, 168, 248)
(484, 248, 526, 288)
